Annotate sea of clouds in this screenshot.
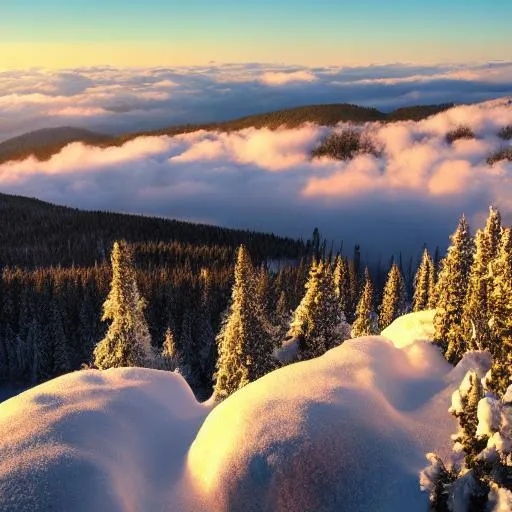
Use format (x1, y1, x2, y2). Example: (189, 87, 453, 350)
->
(1, 62, 512, 259)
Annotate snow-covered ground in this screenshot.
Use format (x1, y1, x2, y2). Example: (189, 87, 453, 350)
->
(0, 312, 492, 511)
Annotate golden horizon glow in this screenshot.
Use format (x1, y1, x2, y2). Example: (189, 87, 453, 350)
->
(2, 41, 506, 71)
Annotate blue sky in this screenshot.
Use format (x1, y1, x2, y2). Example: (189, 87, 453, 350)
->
(1, 0, 511, 68)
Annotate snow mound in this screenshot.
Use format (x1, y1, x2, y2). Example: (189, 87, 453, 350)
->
(0, 311, 490, 512)
(381, 310, 436, 348)
(0, 368, 210, 512)
(186, 335, 466, 512)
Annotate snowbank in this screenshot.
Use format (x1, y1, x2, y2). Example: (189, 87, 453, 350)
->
(186, 333, 461, 512)
(0, 368, 210, 511)
(381, 309, 436, 348)
(0, 312, 491, 511)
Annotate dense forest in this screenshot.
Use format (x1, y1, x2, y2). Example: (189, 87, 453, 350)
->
(0, 193, 416, 396)
(0, 102, 454, 164)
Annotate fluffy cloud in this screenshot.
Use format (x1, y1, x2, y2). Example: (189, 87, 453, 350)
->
(0, 98, 511, 259)
(260, 70, 318, 86)
(1, 62, 512, 142)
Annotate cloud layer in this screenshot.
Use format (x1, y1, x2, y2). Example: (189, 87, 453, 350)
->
(2, 61, 512, 143)
(0, 97, 511, 259)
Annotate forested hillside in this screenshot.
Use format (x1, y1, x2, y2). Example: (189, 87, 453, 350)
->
(0, 103, 453, 164)
(0, 193, 309, 396)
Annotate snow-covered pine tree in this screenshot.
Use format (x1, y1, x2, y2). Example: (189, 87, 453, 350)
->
(351, 267, 377, 338)
(421, 370, 512, 511)
(50, 300, 72, 376)
(214, 245, 275, 401)
(192, 268, 216, 386)
(379, 263, 408, 331)
(434, 215, 474, 364)
(347, 259, 359, 323)
(333, 255, 350, 319)
(161, 326, 180, 371)
(488, 227, 512, 395)
(178, 309, 195, 383)
(427, 254, 438, 310)
(270, 290, 291, 347)
(288, 259, 349, 360)
(462, 206, 502, 353)
(93, 241, 153, 369)
(413, 248, 435, 312)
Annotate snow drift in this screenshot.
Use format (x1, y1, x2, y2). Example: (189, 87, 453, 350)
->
(0, 312, 492, 511)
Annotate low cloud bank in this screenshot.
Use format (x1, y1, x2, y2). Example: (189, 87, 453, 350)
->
(0, 98, 511, 258)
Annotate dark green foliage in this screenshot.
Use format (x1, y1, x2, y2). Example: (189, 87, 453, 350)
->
(0, 193, 304, 268)
(311, 129, 380, 161)
(0, 193, 306, 396)
(0, 127, 112, 165)
(445, 125, 475, 144)
(498, 125, 512, 140)
(386, 103, 454, 121)
(487, 146, 512, 165)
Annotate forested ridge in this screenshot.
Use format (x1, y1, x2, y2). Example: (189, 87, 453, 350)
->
(0, 193, 309, 395)
(0, 103, 453, 165)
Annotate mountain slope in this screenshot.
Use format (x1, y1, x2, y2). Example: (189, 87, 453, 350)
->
(0, 103, 454, 165)
(0, 192, 305, 268)
(0, 127, 112, 164)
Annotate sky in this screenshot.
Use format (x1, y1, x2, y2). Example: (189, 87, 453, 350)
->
(1, 0, 512, 68)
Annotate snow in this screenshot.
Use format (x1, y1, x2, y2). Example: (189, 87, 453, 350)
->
(273, 336, 299, 364)
(0, 368, 211, 511)
(381, 309, 436, 348)
(476, 397, 502, 438)
(0, 312, 493, 511)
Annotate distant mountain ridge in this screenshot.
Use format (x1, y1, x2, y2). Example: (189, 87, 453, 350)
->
(0, 127, 112, 163)
(0, 102, 454, 165)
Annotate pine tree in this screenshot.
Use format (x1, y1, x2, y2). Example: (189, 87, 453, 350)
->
(50, 300, 72, 376)
(379, 263, 408, 331)
(192, 269, 216, 385)
(214, 246, 275, 401)
(488, 227, 512, 395)
(333, 255, 350, 318)
(413, 248, 435, 312)
(161, 327, 180, 371)
(351, 267, 377, 338)
(93, 241, 153, 369)
(289, 260, 349, 361)
(451, 370, 487, 466)
(346, 259, 359, 323)
(462, 206, 502, 353)
(434, 216, 474, 364)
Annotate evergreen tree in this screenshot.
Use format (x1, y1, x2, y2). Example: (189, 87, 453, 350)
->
(333, 255, 350, 317)
(434, 216, 474, 364)
(214, 246, 275, 401)
(192, 269, 216, 386)
(462, 206, 502, 352)
(50, 300, 72, 376)
(488, 227, 512, 395)
(413, 248, 435, 312)
(161, 327, 180, 371)
(379, 263, 408, 331)
(351, 267, 377, 337)
(93, 241, 153, 369)
(346, 259, 359, 323)
(289, 260, 349, 361)
(273, 290, 291, 340)
(450, 370, 487, 467)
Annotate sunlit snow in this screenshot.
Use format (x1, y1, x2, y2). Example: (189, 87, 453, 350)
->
(0, 312, 494, 511)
